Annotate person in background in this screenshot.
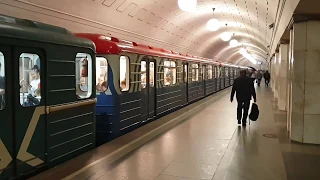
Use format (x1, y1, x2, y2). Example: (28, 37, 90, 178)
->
(251, 70, 257, 82)
(0, 62, 4, 93)
(0, 62, 5, 109)
(264, 70, 271, 87)
(257, 70, 263, 87)
(230, 70, 257, 126)
(20, 65, 41, 106)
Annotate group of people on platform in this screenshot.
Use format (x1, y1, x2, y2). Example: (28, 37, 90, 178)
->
(248, 70, 271, 87)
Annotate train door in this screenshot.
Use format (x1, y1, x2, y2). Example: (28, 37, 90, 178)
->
(202, 65, 206, 95)
(13, 47, 46, 176)
(0, 45, 13, 180)
(141, 58, 155, 122)
(183, 63, 188, 104)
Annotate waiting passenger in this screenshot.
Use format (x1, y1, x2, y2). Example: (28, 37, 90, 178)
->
(257, 71, 263, 87)
(230, 70, 257, 126)
(96, 77, 107, 92)
(120, 79, 126, 90)
(264, 70, 271, 87)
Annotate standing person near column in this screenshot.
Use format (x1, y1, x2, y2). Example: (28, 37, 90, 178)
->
(230, 70, 257, 126)
(264, 70, 270, 87)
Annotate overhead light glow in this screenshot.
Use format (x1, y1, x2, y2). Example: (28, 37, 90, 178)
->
(221, 32, 232, 41)
(239, 48, 257, 64)
(229, 39, 239, 47)
(207, 19, 220, 31)
(178, 0, 197, 12)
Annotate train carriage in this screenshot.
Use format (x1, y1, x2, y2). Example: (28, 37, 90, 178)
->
(0, 15, 96, 180)
(75, 33, 241, 144)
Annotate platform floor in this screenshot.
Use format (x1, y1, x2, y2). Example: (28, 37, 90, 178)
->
(30, 85, 320, 180)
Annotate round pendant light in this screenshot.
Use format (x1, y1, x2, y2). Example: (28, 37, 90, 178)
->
(229, 39, 239, 47)
(178, 0, 197, 12)
(221, 32, 232, 41)
(207, 19, 220, 31)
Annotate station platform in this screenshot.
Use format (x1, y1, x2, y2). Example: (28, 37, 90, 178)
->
(30, 85, 320, 180)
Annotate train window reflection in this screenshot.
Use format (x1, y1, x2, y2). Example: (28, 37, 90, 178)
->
(184, 64, 187, 82)
(225, 67, 229, 76)
(208, 65, 213, 79)
(192, 63, 199, 82)
(96, 57, 108, 93)
(76, 53, 92, 99)
(0, 52, 5, 110)
(164, 60, 176, 85)
(149, 62, 154, 87)
(120, 56, 130, 91)
(141, 61, 146, 88)
(19, 53, 41, 107)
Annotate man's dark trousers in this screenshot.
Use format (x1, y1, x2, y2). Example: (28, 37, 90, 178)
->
(237, 99, 250, 123)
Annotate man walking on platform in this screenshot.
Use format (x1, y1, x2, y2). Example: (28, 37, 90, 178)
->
(230, 70, 257, 126)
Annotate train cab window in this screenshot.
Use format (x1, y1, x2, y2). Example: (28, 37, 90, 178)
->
(0, 52, 5, 110)
(208, 65, 213, 79)
(192, 63, 199, 82)
(141, 61, 147, 88)
(120, 56, 130, 91)
(19, 53, 41, 107)
(149, 62, 154, 87)
(184, 64, 187, 82)
(75, 53, 92, 99)
(96, 57, 108, 93)
(164, 60, 176, 85)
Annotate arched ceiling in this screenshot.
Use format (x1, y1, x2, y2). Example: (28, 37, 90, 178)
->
(0, 0, 300, 67)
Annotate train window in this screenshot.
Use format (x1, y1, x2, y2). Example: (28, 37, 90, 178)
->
(96, 57, 108, 93)
(164, 60, 176, 85)
(225, 68, 229, 76)
(120, 56, 130, 91)
(192, 63, 199, 82)
(19, 53, 41, 107)
(184, 64, 187, 82)
(201, 65, 205, 80)
(0, 52, 5, 110)
(208, 65, 213, 79)
(75, 53, 92, 99)
(149, 62, 154, 87)
(141, 61, 147, 88)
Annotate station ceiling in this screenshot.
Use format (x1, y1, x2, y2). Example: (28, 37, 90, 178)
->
(0, 0, 303, 66)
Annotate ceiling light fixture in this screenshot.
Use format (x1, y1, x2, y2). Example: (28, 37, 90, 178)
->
(221, 24, 232, 41)
(221, 32, 232, 41)
(207, 8, 220, 31)
(178, 0, 197, 12)
(229, 39, 239, 47)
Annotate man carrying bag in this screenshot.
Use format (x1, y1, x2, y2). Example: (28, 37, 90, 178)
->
(230, 70, 257, 126)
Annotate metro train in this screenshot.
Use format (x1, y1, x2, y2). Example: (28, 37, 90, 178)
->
(0, 14, 246, 180)
(75, 33, 244, 145)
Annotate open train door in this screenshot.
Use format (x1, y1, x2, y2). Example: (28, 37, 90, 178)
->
(0, 45, 13, 180)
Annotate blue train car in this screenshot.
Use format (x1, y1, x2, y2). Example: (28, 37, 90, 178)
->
(75, 33, 244, 145)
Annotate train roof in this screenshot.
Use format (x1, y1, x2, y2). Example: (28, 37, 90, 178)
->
(0, 14, 95, 50)
(75, 33, 225, 65)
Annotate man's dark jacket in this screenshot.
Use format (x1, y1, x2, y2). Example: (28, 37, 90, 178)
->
(231, 76, 256, 101)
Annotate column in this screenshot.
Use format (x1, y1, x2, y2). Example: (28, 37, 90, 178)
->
(290, 21, 320, 144)
(287, 29, 293, 131)
(271, 56, 276, 93)
(274, 53, 280, 99)
(278, 44, 289, 111)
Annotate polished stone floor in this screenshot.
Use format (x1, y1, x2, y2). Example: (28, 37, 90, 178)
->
(31, 84, 320, 180)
